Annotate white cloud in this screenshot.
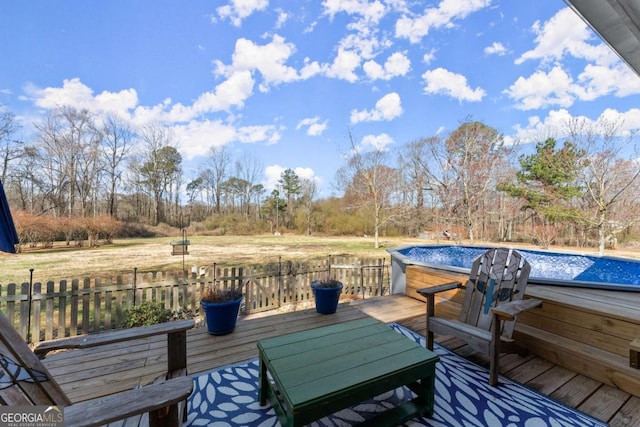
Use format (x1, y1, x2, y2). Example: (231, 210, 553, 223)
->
(504, 66, 577, 110)
(24, 77, 283, 160)
(504, 62, 640, 111)
(303, 20, 317, 34)
(577, 63, 640, 99)
(361, 133, 394, 150)
(263, 164, 317, 191)
(217, 35, 316, 92)
(507, 107, 640, 146)
(171, 121, 283, 160)
(422, 68, 485, 102)
(507, 109, 572, 145)
(292, 166, 313, 179)
(516, 8, 617, 67)
(324, 48, 362, 82)
(28, 78, 138, 115)
(131, 100, 170, 126)
(322, 0, 387, 24)
(338, 33, 388, 60)
(275, 9, 289, 28)
(145, 70, 255, 123)
(350, 92, 402, 123)
(213, 35, 323, 93)
(484, 42, 506, 56)
(203, 70, 256, 111)
(300, 59, 323, 79)
(395, 0, 492, 43)
(597, 108, 640, 135)
(236, 124, 281, 145)
(363, 52, 411, 80)
(508, 8, 640, 109)
(170, 120, 237, 159)
(423, 50, 436, 64)
(26, 73, 255, 127)
(296, 117, 328, 136)
(216, 0, 269, 27)
(322, 0, 395, 67)
(264, 164, 285, 191)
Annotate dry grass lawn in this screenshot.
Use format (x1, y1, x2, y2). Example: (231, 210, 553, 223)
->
(0, 234, 425, 284)
(1, 233, 638, 285)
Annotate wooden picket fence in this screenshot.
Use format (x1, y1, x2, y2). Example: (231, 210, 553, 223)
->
(0, 256, 388, 344)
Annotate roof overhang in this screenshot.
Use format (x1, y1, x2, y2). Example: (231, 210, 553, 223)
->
(564, 0, 640, 76)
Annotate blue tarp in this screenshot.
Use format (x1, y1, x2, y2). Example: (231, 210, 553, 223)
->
(0, 179, 18, 253)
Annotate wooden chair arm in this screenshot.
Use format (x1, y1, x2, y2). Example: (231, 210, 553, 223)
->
(491, 299, 542, 321)
(416, 281, 462, 296)
(64, 376, 194, 427)
(34, 319, 195, 356)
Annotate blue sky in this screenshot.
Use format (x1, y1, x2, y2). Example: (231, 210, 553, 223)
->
(2, 0, 640, 199)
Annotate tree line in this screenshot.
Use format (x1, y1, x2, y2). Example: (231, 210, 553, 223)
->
(1, 105, 639, 254)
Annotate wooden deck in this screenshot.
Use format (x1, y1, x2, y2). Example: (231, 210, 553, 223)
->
(41, 294, 640, 426)
(404, 264, 640, 397)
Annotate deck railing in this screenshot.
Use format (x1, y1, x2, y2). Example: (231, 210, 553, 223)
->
(0, 256, 388, 343)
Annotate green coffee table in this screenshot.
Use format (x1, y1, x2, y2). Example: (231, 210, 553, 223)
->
(257, 317, 439, 426)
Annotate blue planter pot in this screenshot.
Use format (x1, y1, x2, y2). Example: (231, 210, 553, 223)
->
(311, 281, 343, 314)
(201, 296, 243, 335)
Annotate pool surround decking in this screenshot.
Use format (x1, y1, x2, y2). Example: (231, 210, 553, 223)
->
(403, 263, 640, 398)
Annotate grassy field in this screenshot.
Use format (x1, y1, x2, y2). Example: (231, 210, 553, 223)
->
(2, 233, 638, 285)
(0, 234, 427, 284)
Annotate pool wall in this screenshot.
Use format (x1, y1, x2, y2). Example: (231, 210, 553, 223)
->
(389, 245, 472, 294)
(388, 244, 640, 293)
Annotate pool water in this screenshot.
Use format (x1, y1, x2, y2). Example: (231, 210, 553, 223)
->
(397, 245, 640, 290)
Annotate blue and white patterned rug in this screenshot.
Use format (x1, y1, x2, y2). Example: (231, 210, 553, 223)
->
(186, 323, 607, 427)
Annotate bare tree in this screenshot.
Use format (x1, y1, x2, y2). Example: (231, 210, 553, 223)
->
(137, 124, 181, 225)
(35, 107, 102, 217)
(0, 106, 23, 184)
(445, 120, 511, 242)
(566, 117, 640, 254)
(234, 153, 263, 218)
(69, 111, 103, 217)
(200, 145, 231, 214)
(398, 136, 458, 235)
(299, 178, 317, 235)
(336, 133, 402, 248)
(12, 146, 41, 212)
(398, 140, 428, 234)
(101, 115, 134, 217)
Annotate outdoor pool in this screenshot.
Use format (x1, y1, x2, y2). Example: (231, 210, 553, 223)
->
(387, 244, 640, 292)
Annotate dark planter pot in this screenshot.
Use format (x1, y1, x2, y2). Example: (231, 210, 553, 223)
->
(200, 296, 243, 335)
(311, 281, 344, 314)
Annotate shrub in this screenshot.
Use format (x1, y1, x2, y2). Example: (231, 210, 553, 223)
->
(120, 222, 157, 238)
(122, 301, 172, 328)
(203, 213, 268, 235)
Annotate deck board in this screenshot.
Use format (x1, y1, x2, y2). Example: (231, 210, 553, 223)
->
(40, 293, 639, 425)
(526, 365, 577, 395)
(527, 285, 640, 319)
(579, 385, 630, 423)
(609, 396, 640, 427)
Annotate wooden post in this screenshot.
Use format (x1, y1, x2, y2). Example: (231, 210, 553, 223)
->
(426, 293, 435, 351)
(630, 339, 640, 369)
(167, 330, 188, 375)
